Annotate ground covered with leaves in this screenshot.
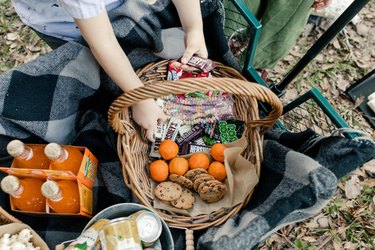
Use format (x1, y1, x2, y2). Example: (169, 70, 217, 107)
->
(0, 0, 374, 249)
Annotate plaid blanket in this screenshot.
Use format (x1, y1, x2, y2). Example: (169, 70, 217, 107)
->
(0, 0, 374, 249)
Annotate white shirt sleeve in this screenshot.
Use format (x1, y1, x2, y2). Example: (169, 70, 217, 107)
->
(58, 0, 106, 19)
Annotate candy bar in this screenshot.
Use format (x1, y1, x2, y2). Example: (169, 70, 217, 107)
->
(203, 119, 245, 144)
(186, 56, 216, 72)
(188, 144, 211, 154)
(192, 137, 206, 146)
(163, 118, 182, 141)
(178, 124, 192, 137)
(179, 142, 190, 155)
(176, 125, 203, 145)
(149, 119, 168, 158)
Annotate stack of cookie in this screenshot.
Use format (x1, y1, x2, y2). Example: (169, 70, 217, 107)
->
(154, 168, 227, 209)
(155, 181, 195, 209)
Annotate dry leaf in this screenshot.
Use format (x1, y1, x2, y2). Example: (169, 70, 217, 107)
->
(362, 159, 375, 176)
(5, 33, 17, 41)
(353, 96, 365, 108)
(344, 175, 363, 199)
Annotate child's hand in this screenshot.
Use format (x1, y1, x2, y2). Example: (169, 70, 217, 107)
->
(312, 0, 332, 10)
(176, 29, 208, 69)
(131, 99, 167, 141)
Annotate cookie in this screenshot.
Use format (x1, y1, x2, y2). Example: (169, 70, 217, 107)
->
(198, 180, 226, 203)
(169, 174, 193, 189)
(170, 188, 195, 209)
(154, 181, 182, 202)
(197, 179, 222, 194)
(184, 168, 208, 181)
(193, 174, 215, 191)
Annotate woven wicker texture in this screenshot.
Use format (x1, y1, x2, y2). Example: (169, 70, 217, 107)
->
(108, 60, 282, 230)
(0, 206, 20, 226)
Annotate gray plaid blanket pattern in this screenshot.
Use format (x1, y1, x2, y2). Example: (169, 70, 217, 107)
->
(0, 0, 374, 249)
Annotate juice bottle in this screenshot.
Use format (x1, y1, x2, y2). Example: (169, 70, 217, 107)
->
(7, 140, 50, 169)
(44, 143, 83, 175)
(0, 175, 46, 212)
(41, 180, 80, 214)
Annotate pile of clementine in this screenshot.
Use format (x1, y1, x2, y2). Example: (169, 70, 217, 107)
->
(149, 140, 228, 182)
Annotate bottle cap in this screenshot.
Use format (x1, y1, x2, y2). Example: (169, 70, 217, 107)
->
(44, 143, 63, 160)
(0, 175, 20, 194)
(6, 140, 25, 157)
(41, 180, 61, 200)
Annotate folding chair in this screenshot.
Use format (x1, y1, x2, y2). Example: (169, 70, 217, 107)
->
(223, 0, 371, 138)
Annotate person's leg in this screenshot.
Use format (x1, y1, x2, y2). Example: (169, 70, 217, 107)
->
(32, 30, 68, 50)
(253, 0, 314, 70)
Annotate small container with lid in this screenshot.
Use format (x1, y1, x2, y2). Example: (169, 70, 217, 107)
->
(130, 210, 162, 247)
(99, 217, 142, 250)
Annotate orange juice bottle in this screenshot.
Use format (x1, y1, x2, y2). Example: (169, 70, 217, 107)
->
(0, 175, 46, 212)
(44, 143, 83, 175)
(6, 140, 50, 169)
(41, 180, 80, 214)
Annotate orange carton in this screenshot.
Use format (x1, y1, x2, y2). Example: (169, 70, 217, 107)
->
(0, 145, 98, 218)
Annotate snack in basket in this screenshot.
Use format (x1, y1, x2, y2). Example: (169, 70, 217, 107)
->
(149, 160, 169, 182)
(203, 119, 245, 145)
(169, 174, 193, 189)
(186, 55, 216, 73)
(168, 157, 189, 176)
(198, 179, 227, 203)
(158, 139, 179, 160)
(193, 174, 215, 192)
(188, 152, 210, 169)
(184, 168, 208, 181)
(208, 161, 227, 181)
(170, 188, 195, 209)
(210, 143, 226, 163)
(154, 181, 182, 202)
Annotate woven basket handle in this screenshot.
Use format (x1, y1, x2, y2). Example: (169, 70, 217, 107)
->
(108, 77, 282, 134)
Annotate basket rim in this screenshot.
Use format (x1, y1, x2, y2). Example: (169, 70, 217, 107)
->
(109, 60, 282, 230)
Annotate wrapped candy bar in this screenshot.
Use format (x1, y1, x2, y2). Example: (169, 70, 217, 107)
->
(203, 119, 245, 145)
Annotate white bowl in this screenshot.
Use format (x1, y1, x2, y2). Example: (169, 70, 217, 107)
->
(84, 203, 174, 250)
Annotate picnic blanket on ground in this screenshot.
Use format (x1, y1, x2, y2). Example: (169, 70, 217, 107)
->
(0, 0, 374, 249)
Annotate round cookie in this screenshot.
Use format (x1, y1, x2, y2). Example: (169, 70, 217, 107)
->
(197, 179, 223, 194)
(198, 180, 227, 203)
(184, 168, 208, 181)
(169, 174, 194, 189)
(193, 174, 215, 191)
(154, 181, 182, 202)
(170, 188, 195, 209)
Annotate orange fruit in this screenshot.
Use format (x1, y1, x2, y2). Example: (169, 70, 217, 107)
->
(188, 153, 210, 169)
(159, 139, 179, 160)
(210, 143, 226, 163)
(208, 161, 227, 181)
(169, 157, 189, 176)
(149, 160, 169, 182)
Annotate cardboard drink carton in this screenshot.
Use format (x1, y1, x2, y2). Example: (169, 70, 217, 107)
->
(0, 145, 98, 218)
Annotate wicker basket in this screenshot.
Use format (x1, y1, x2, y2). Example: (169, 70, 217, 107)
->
(0, 206, 20, 226)
(108, 60, 282, 230)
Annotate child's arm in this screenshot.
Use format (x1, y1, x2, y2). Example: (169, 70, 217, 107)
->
(75, 11, 167, 141)
(172, 0, 208, 64)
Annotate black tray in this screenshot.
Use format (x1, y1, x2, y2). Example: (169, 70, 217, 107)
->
(346, 69, 375, 129)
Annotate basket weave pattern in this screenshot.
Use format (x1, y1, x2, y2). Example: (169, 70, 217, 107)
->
(0, 206, 20, 226)
(108, 60, 282, 230)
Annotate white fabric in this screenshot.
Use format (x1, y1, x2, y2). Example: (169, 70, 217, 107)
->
(11, 0, 122, 41)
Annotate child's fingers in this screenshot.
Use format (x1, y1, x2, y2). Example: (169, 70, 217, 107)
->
(146, 126, 155, 142)
(158, 113, 168, 124)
